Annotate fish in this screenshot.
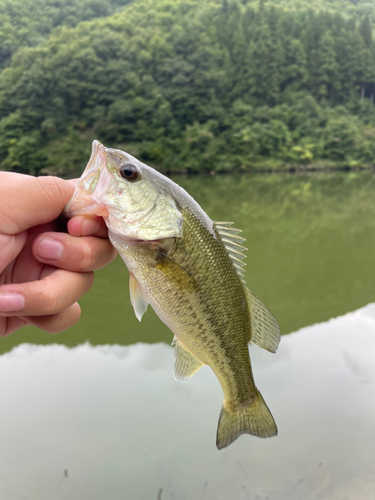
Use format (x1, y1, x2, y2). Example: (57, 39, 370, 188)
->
(65, 140, 280, 449)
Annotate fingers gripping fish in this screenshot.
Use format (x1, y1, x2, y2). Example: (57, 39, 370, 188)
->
(65, 141, 280, 450)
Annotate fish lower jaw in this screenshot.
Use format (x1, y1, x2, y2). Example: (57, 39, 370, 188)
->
(64, 198, 109, 218)
(108, 228, 173, 248)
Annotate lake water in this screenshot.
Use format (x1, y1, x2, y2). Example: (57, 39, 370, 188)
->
(1, 171, 375, 353)
(1, 305, 375, 499)
(1, 171, 375, 499)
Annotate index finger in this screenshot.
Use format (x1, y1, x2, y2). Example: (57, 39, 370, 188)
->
(0, 173, 74, 234)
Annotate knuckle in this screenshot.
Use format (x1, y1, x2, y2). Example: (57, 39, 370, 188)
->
(38, 176, 67, 208)
(45, 314, 65, 334)
(42, 286, 60, 315)
(80, 240, 96, 271)
(46, 305, 81, 334)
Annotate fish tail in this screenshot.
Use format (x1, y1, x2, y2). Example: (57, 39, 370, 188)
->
(216, 390, 277, 450)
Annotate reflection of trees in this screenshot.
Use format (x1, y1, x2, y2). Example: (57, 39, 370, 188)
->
(179, 172, 375, 334)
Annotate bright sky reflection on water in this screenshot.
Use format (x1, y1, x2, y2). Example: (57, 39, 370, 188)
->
(0, 305, 374, 499)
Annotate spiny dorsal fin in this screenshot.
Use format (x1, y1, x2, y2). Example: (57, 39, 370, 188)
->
(214, 221, 248, 283)
(129, 272, 148, 321)
(214, 221, 280, 353)
(245, 287, 280, 353)
(172, 337, 204, 380)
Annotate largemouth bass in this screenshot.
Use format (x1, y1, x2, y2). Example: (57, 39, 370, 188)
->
(65, 140, 280, 449)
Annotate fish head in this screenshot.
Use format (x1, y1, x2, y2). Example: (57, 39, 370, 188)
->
(65, 140, 183, 241)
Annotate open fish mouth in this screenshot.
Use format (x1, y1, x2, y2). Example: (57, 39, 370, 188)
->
(64, 141, 110, 218)
(64, 191, 109, 218)
(65, 187, 157, 224)
(65, 140, 158, 226)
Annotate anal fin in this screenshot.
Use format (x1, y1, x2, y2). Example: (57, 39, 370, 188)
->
(173, 338, 204, 380)
(129, 272, 148, 321)
(245, 287, 280, 353)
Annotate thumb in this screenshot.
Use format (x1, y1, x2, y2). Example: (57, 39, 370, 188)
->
(0, 173, 75, 234)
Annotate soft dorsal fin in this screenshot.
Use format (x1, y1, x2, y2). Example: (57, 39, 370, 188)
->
(214, 221, 248, 282)
(129, 272, 148, 321)
(245, 287, 280, 353)
(172, 337, 205, 380)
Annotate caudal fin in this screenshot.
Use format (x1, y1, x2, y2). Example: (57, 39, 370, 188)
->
(216, 391, 277, 450)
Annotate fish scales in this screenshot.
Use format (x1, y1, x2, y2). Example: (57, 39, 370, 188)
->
(65, 140, 280, 449)
(118, 208, 255, 404)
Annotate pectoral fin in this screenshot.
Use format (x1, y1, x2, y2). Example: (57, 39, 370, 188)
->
(173, 337, 204, 380)
(245, 287, 280, 353)
(155, 253, 199, 292)
(129, 272, 148, 321)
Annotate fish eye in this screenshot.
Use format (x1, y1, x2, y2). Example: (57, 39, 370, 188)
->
(119, 163, 139, 181)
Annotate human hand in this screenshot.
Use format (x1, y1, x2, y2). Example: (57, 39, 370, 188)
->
(0, 172, 117, 337)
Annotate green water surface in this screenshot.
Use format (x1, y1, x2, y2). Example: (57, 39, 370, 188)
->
(1, 171, 375, 354)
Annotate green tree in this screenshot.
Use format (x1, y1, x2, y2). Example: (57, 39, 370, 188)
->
(1, 0, 375, 174)
(359, 14, 372, 48)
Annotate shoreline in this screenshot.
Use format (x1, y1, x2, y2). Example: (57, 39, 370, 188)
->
(21, 162, 375, 179)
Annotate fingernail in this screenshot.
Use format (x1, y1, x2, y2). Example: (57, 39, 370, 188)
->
(0, 293, 25, 312)
(37, 238, 64, 261)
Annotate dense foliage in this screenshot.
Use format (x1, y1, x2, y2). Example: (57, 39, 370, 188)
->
(2, 0, 375, 175)
(0, 0, 134, 70)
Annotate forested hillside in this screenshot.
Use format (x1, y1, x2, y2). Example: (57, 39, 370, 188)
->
(0, 0, 134, 69)
(1, 0, 375, 175)
(260, 0, 374, 16)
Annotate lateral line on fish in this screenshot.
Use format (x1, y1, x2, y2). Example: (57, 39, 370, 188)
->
(66, 141, 280, 451)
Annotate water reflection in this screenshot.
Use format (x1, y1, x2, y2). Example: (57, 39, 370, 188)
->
(0, 305, 374, 499)
(2, 171, 375, 354)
